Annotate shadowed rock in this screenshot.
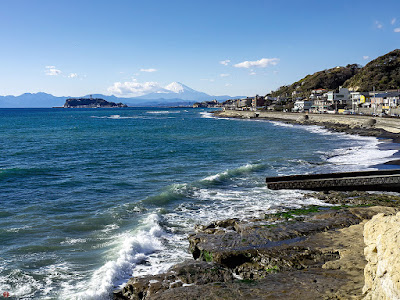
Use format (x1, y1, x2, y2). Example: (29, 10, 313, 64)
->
(114, 192, 400, 300)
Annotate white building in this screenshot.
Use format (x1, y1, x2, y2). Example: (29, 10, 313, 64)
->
(293, 100, 313, 112)
(327, 87, 351, 109)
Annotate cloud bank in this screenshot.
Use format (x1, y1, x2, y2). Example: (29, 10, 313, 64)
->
(140, 68, 157, 73)
(234, 58, 279, 68)
(45, 66, 62, 76)
(219, 60, 230, 66)
(107, 80, 162, 97)
(375, 21, 383, 29)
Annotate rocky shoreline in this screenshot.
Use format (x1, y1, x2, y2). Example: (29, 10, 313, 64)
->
(214, 110, 400, 137)
(215, 110, 400, 165)
(114, 111, 400, 300)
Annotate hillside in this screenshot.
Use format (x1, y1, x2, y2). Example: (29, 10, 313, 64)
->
(343, 49, 400, 91)
(271, 64, 361, 98)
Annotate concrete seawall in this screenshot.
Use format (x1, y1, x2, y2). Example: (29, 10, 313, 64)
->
(266, 170, 400, 192)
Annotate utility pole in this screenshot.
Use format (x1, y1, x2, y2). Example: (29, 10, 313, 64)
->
(373, 86, 376, 115)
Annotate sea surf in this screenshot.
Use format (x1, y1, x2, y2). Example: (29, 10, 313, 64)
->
(0, 108, 398, 299)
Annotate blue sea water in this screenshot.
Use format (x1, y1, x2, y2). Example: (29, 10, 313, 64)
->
(0, 108, 397, 299)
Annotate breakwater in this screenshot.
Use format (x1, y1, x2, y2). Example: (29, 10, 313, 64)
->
(265, 169, 400, 192)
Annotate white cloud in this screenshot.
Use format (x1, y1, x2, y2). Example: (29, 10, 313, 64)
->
(220, 73, 230, 77)
(375, 21, 383, 29)
(363, 56, 370, 60)
(225, 83, 232, 87)
(249, 71, 257, 76)
(234, 58, 279, 69)
(394, 28, 400, 32)
(45, 66, 62, 76)
(68, 73, 78, 78)
(140, 68, 157, 73)
(219, 60, 230, 66)
(107, 80, 162, 97)
(391, 18, 396, 25)
(200, 78, 215, 82)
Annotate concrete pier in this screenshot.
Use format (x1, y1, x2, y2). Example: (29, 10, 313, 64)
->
(266, 170, 400, 192)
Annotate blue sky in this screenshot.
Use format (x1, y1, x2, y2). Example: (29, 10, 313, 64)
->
(0, 0, 399, 97)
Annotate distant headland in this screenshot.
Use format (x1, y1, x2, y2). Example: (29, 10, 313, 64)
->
(63, 97, 127, 108)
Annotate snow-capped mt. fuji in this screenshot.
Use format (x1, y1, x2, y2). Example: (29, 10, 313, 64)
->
(164, 82, 195, 94)
(135, 81, 215, 101)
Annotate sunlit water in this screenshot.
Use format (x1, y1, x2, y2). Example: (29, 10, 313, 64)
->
(0, 108, 397, 299)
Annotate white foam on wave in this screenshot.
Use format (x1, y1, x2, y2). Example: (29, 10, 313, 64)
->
(163, 185, 331, 237)
(147, 111, 180, 114)
(7, 273, 39, 297)
(101, 223, 120, 233)
(67, 213, 166, 300)
(199, 112, 214, 119)
(201, 163, 263, 183)
(200, 111, 230, 120)
(90, 115, 141, 119)
(325, 142, 397, 169)
(269, 121, 295, 128)
(288, 122, 398, 170)
(302, 124, 339, 136)
(0, 253, 83, 299)
(0, 268, 49, 299)
(5, 225, 32, 233)
(107, 115, 140, 119)
(202, 171, 228, 182)
(60, 237, 87, 245)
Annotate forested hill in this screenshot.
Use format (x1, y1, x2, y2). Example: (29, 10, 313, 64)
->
(270, 49, 400, 99)
(271, 64, 361, 98)
(343, 49, 400, 91)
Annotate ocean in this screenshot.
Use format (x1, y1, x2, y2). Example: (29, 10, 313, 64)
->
(0, 107, 398, 299)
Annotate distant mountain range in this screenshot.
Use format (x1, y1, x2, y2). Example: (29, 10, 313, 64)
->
(0, 82, 243, 108)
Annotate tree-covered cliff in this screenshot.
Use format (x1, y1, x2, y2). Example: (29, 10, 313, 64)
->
(271, 64, 361, 98)
(343, 49, 400, 91)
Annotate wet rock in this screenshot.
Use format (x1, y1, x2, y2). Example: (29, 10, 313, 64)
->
(189, 207, 399, 280)
(308, 190, 400, 206)
(114, 261, 233, 300)
(115, 189, 400, 300)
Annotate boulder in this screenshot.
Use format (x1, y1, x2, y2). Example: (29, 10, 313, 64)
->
(363, 212, 400, 299)
(364, 118, 376, 127)
(297, 114, 309, 123)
